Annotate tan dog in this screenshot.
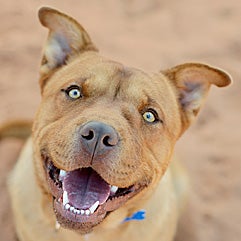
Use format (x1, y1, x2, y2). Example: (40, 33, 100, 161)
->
(7, 7, 231, 241)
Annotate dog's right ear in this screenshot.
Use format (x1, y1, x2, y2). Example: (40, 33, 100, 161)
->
(38, 7, 97, 89)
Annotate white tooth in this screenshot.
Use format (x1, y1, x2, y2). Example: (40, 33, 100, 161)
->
(55, 221, 60, 230)
(65, 203, 70, 210)
(85, 210, 90, 215)
(110, 185, 118, 194)
(74, 209, 79, 214)
(59, 170, 67, 179)
(63, 191, 69, 206)
(89, 201, 99, 214)
(76, 210, 81, 215)
(70, 206, 75, 212)
(80, 210, 85, 215)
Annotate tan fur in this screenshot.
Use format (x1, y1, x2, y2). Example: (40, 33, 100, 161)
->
(7, 7, 232, 241)
(0, 120, 32, 140)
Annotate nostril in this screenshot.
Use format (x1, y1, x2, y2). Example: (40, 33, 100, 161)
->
(102, 134, 119, 147)
(103, 136, 113, 147)
(81, 130, 94, 141)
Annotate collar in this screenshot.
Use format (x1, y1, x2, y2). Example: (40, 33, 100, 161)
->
(123, 210, 146, 223)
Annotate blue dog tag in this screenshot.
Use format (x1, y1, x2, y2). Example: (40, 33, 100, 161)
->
(123, 210, 146, 223)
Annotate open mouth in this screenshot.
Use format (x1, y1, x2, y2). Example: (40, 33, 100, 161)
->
(43, 155, 145, 233)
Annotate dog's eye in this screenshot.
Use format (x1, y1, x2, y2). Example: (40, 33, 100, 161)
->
(142, 110, 159, 123)
(64, 86, 82, 99)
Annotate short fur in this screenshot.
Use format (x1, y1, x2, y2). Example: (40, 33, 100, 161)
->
(8, 7, 232, 241)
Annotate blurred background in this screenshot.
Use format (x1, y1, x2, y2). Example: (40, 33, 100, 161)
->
(0, 0, 240, 240)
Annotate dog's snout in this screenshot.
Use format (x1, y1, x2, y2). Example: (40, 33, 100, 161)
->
(79, 121, 119, 155)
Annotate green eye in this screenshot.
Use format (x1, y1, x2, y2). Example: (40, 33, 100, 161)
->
(142, 111, 156, 123)
(66, 87, 81, 99)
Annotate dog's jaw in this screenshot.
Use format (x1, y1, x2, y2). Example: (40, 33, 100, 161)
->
(43, 153, 147, 233)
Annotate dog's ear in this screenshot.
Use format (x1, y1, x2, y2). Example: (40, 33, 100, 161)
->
(38, 7, 97, 88)
(162, 63, 232, 132)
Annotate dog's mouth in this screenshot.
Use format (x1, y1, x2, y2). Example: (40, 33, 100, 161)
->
(43, 155, 145, 233)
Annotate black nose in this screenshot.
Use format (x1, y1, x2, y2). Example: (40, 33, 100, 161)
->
(79, 121, 119, 156)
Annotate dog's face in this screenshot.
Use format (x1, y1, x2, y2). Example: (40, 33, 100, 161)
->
(32, 7, 231, 234)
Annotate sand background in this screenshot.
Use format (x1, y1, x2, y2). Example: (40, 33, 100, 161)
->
(0, 0, 240, 240)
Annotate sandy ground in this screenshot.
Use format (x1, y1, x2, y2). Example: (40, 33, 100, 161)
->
(0, 0, 240, 240)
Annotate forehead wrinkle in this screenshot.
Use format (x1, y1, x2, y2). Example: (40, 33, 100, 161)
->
(136, 94, 161, 111)
(111, 66, 133, 99)
(146, 96, 160, 108)
(80, 63, 135, 103)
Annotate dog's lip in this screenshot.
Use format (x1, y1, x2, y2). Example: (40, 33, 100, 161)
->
(53, 185, 138, 233)
(53, 197, 106, 233)
(42, 154, 146, 233)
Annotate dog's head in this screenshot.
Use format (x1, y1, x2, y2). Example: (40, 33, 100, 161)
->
(32, 7, 231, 234)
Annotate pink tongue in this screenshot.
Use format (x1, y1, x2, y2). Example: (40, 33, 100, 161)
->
(63, 168, 110, 210)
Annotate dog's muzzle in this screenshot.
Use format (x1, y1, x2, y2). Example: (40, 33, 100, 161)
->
(41, 121, 147, 233)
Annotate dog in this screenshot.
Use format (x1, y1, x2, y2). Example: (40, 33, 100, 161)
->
(6, 6, 231, 241)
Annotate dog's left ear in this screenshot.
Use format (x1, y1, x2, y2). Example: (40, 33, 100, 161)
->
(162, 63, 232, 132)
(38, 7, 97, 88)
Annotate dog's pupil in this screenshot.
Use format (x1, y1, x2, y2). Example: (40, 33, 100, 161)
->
(147, 113, 151, 119)
(69, 89, 80, 98)
(72, 90, 78, 96)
